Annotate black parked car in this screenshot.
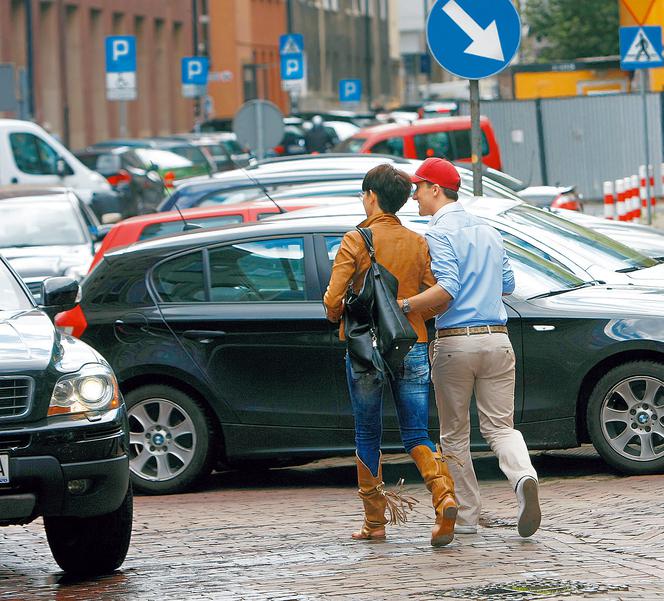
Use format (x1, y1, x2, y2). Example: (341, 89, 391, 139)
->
(0, 258, 132, 575)
(56, 216, 664, 495)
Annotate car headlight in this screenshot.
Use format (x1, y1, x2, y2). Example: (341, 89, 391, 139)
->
(49, 365, 120, 416)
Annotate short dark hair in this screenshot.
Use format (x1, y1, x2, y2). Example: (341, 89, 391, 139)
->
(362, 164, 412, 214)
(420, 180, 459, 201)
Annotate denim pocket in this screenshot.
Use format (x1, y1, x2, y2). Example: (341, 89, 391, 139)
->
(401, 344, 430, 383)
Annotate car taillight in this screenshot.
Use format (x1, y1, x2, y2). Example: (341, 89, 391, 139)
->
(551, 195, 581, 211)
(106, 169, 132, 187)
(274, 145, 285, 155)
(163, 171, 176, 188)
(55, 305, 88, 338)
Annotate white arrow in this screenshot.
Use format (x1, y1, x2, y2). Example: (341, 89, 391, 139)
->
(442, 0, 505, 62)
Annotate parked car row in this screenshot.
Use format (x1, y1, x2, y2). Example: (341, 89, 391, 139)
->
(4, 152, 664, 502)
(52, 204, 664, 497)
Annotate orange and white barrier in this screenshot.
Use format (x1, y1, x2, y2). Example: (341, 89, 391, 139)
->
(603, 181, 615, 220)
(615, 179, 627, 221)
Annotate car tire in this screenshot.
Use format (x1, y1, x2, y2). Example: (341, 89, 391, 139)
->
(587, 361, 664, 474)
(44, 484, 133, 576)
(125, 385, 216, 495)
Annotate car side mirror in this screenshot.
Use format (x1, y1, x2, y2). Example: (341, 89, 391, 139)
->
(56, 157, 68, 178)
(40, 277, 79, 318)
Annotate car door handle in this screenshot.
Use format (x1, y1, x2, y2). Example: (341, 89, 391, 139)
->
(183, 330, 227, 340)
(532, 325, 555, 332)
(114, 318, 149, 332)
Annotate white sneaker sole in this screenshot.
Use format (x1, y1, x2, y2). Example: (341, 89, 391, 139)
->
(517, 478, 541, 538)
(454, 525, 478, 534)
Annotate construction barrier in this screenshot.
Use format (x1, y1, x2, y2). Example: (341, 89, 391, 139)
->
(603, 181, 615, 220)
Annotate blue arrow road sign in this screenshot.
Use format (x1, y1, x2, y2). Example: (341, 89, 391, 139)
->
(279, 34, 304, 56)
(339, 79, 362, 103)
(182, 57, 209, 85)
(105, 36, 136, 73)
(281, 54, 304, 80)
(620, 26, 664, 70)
(426, 0, 521, 80)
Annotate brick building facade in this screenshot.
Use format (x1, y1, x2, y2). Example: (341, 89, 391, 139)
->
(0, 0, 194, 149)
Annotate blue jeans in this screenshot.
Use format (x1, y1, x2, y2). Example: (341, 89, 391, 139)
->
(345, 342, 436, 477)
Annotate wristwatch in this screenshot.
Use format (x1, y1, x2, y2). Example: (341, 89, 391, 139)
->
(402, 298, 412, 314)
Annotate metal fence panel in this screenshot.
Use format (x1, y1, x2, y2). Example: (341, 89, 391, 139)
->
(458, 99, 542, 187)
(457, 93, 663, 200)
(540, 93, 662, 200)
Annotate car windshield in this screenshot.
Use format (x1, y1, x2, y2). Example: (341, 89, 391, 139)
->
(168, 145, 210, 168)
(134, 148, 194, 169)
(0, 201, 87, 247)
(0, 261, 32, 311)
(222, 139, 245, 155)
(505, 242, 587, 299)
(503, 205, 658, 271)
(335, 137, 367, 153)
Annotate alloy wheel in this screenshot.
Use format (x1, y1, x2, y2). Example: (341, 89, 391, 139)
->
(128, 397, 197, 482)
(600, 376, 664, 462)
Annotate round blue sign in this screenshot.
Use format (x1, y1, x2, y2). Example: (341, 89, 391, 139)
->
(426, 0, 522, 80)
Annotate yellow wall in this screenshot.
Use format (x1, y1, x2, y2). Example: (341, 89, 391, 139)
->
(619, 0, 664, 90)
(514, 69, 630, 99)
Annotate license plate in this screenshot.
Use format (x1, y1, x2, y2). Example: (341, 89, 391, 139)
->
(0, 454, 8, 484)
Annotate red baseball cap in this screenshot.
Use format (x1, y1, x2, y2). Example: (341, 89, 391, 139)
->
(411, 158, 461, 191)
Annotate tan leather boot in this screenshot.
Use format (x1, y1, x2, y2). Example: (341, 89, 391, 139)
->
(410, 445, 458, 547)
(351, 454, 388, 540)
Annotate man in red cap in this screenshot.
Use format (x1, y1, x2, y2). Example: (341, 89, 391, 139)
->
(399, 157, 541, 539)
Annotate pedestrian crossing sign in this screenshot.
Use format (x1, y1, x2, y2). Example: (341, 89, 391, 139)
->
(620, 26, 664, 70)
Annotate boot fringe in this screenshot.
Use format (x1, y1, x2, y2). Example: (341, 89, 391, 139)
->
(378, 478, 419, 526)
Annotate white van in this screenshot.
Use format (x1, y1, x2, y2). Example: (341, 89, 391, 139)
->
(0, 119, 122, 221)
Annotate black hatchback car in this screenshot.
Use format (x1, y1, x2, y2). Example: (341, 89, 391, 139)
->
(56, 216, 664, 495)
(0, 258, 131, 575)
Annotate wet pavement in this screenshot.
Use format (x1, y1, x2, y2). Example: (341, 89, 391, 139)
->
(0, 447, 662, 600)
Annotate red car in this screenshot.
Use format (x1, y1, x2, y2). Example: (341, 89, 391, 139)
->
(86, 197, 329, 272)
(336, 116, 502, 171)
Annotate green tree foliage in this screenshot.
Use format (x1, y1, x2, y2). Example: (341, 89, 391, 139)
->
(524, 0, 620, 62)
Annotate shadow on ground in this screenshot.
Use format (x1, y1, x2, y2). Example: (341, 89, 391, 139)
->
(198, 447, 616, 493)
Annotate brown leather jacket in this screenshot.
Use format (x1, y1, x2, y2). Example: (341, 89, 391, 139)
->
(323, 213, 436, 342)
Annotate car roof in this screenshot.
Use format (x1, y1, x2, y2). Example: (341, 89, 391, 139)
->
(0, 186, 72, 201)
(172, 169, 375, 194)
(105, 214, 375, 261)
(249, 153, 414, 169)
(353, 115, 488, 137)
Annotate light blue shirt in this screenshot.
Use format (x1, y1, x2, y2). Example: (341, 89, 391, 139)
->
(425, 203, 515, 329)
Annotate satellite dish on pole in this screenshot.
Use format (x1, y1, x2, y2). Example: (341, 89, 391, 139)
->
(233, 100, 284, 161)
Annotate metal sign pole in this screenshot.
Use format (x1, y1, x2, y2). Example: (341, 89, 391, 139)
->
(119, 101, 127, 138)
(470, 79, 482, 196)
(642, 68, 653, 225)
(256, 100, 264, 162)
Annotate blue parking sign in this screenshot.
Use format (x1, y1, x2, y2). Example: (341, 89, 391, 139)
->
(339, 79, 362, 103)
(281, 54, 304, 81)
(105, 36, 136, 73)
(182, 57, 209, 85)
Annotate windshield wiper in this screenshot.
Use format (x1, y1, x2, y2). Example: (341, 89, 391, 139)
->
(616, 264, 653, 273)
(527, 281, 602, 300)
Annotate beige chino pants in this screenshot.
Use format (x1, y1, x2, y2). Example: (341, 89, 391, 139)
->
(430, 332, 538, 527)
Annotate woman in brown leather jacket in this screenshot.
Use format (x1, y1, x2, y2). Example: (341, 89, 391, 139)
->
(323, 164, 457, 547)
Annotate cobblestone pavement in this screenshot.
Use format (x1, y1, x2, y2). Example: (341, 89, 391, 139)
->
(0, 447, 662, 601)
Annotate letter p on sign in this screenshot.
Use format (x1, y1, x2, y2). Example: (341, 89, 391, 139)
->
(112, 39, 129, 62)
